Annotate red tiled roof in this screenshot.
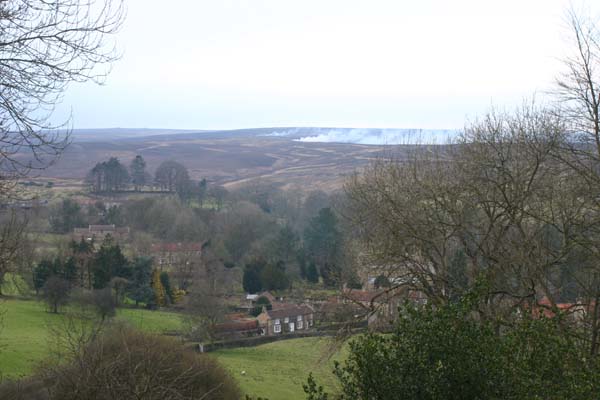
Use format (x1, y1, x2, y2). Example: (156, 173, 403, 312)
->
(528, 297, 581, 318)
(215, 319, 259, 332)
(225, 313, 250, 320)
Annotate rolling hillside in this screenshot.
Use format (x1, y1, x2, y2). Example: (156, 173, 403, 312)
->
(40, 128, 415, 191)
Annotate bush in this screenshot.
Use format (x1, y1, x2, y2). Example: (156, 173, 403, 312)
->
(306, 297, 600, 400)
(75, 288, 117, 321)
(0, 326, 240, 400)
(41, 277, 70, 313)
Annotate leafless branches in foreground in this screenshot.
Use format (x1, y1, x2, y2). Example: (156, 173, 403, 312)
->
(0, 0, 124, 191)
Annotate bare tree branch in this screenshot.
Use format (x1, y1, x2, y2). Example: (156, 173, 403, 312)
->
(0, 0, 125, 194)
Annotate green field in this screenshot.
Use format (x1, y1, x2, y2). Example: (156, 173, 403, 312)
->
(215, 338, 345, 400)
(0, 298, 183, 378)
(0, 299, 344, 399)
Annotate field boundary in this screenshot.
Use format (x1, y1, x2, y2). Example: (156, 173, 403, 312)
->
(194, 326, 366, 353)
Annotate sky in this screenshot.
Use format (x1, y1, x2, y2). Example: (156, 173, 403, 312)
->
(54, 0, 599, 130)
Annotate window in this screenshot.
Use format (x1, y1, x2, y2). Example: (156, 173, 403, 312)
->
(284, 317, 289, 323)
(297, 315, 302, 321)
(297, 320, 303, 329)
(274, 324, 281, 333)
(274, 319, 280, 325)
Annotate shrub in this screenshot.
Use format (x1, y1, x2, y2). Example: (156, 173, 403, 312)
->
(0, 326, 240, 400)
(41, 277, 70, 313)
(306, 297, 600, 400)
(79, 288, 117, 321)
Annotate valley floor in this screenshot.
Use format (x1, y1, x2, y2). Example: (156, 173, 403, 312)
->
(0, 298, 182, 377)
(215, 337, 345, 400)
(0, 299, 344, 399)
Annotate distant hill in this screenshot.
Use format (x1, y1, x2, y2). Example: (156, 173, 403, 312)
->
(38, 127, 449, 191)
(67, 128, 206, 142)
(66, 127, 457, 144)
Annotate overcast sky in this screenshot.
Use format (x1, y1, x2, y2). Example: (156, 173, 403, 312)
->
(54, 0, 599, 130)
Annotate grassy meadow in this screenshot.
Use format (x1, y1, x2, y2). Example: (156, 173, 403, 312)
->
(215, 337, 345, 400)
(0, 298, 183, 378)
(0, 298, 344, 399)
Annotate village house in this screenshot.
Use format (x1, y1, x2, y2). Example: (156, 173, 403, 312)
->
(150, 242, 206, 290)
(150, 242, 204, 270)
(257, 304, 315, 335)
(73, 224, 130, 242)
(524, 297, 590, 322)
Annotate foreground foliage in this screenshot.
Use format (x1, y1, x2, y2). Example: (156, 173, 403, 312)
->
(307, 296, 600, 400)
(0, 326, 239, 400)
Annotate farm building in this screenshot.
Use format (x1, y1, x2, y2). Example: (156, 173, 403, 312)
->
(257, 304, 315, 336)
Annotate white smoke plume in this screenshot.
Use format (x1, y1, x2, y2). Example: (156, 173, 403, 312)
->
(263, 128, 458, 145)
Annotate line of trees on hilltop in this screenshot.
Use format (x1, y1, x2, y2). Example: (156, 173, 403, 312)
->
(86, 156, 219, 202)
(87, 157, 131, 192)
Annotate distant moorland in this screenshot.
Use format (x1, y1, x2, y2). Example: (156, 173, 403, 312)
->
(37, 128, 423, 191)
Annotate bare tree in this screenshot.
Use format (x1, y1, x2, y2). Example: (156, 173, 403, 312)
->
(42, 276, 70, 313)
(557, 8, 600, 133)
(553, 7, 600, 355)
(183, 282, 226, 341)
(0, 209, 28, 295)
(345, 99, 600, 358)
(45, 295, 108, 361)
(154, 160, 191, 194)
(554, 8, 600, 178)
(168, 246, 203, 292)
(345, 104, 581, 318)
(0, 0, 125, 195)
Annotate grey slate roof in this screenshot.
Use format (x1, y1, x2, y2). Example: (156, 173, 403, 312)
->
(266, 304, 313, 319)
